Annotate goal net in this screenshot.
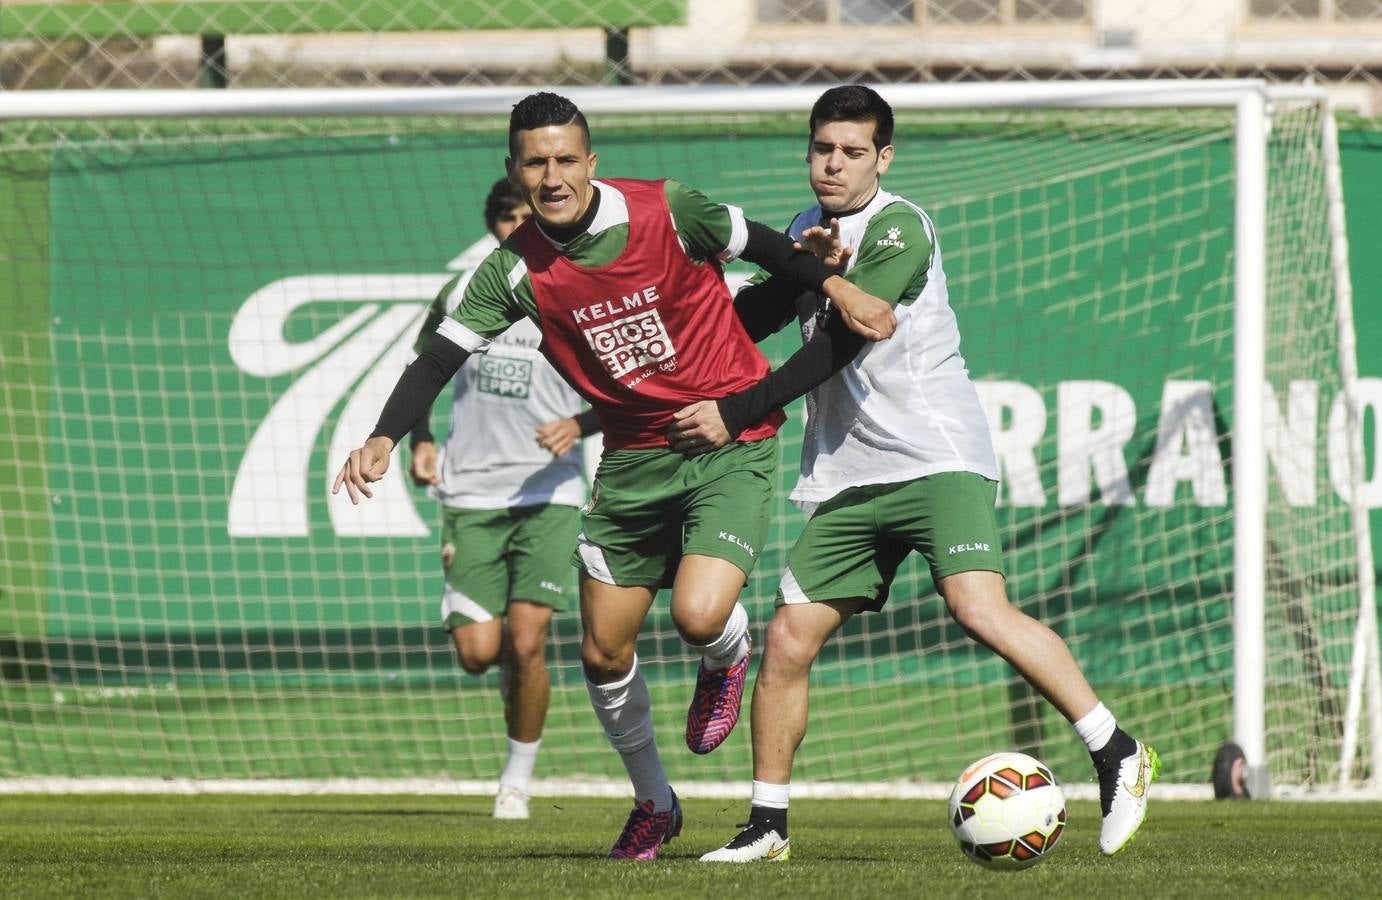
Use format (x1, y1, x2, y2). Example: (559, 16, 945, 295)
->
(1, 83, 1375, 794)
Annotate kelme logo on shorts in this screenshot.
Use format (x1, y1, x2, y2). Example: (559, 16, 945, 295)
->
(540, 580, 564, 594)
(948, 542, 991, 556)
(719, 531, 756, 557)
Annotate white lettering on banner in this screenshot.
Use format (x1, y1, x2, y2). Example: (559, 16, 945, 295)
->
(976, 380, 1047, 507)
(1264, 380, 1318, 507)
(974, 377, 1382, 510)
(1328, 379, 1382, 508)
(227, 272, 451, 538)
(1144, 381, 1228, 507)
(224, 265, 1382, 539)
(1058, 381, 1137, 506)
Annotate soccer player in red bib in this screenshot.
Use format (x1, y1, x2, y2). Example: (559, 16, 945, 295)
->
(334, 92, 896, 860)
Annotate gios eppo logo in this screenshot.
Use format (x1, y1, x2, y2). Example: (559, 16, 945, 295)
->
(583, 308, 676, 380)
(477, 354, 534, 398)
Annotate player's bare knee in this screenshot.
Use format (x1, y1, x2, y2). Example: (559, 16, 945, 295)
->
(764, 614, 820, 673)
(947, 596, 1011, 648)
(580, 638, 634, 683)
(672, 614, 724, 647)
(506, 628, 548, 670)
(668, 592, 732, 646)
(454, 648, 494, 676)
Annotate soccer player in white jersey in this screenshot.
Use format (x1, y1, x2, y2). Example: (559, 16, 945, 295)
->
(668, 85, 1159, 862)
(408, 179, 599, 821)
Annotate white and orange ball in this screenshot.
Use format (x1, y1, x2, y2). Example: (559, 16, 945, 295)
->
(947, 751, 1067, 870)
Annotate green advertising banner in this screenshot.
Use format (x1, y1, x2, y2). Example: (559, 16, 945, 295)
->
(1, 112, 1376, 783)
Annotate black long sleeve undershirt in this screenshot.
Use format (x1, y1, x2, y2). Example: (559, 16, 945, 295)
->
(719, 287, 868, 440)
(408, 414, 435, 449)
(574, 408, 602, 437)
(371, 332, 470, 445)
(733, 277, 803, 343)
(740, 220, 834, 293)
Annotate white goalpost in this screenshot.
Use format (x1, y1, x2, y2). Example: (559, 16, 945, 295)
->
(0, 80, 1377, 798)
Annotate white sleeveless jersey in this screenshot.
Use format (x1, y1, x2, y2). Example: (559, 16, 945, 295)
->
(431, 239, 586, 509)
(787, 188, 999, 509)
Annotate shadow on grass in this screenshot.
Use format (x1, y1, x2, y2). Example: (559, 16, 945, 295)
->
(274, 808, 490, 818)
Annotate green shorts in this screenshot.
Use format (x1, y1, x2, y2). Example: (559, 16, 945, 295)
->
(778, 471, 1004, 611)
(574, 437, 779, 587)
(439, 503, 580, 629)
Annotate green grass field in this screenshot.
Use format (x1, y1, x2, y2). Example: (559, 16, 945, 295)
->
(2, 795, 1378, 898)
(0, 679, 1236, 787)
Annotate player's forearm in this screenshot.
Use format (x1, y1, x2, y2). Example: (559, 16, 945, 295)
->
(740, 220, 833, 292)
(733, 277, 804, 343)
(370, 332, 469, 445)
(413, 307, 446, 355)
(574, 408, 602, 438)
(408, 411, 434, 449)
(717, 316, 866, 439)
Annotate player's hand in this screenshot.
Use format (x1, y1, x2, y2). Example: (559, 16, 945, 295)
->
(667, 401, 731, 457)
(409, 440, 440, 487)
(535, 417, 581, 458)
(823, 275, 896, 341)
(794, 219, 853, 271)
(332, 435, 395, 504)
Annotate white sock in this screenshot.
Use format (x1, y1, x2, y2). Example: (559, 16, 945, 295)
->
(693, 602, 749, 671)
(585, 656, 674, 812)
(499, 737, 539, 793)
(1073, 702, 1118, 753)
(751, 780, 790, 810)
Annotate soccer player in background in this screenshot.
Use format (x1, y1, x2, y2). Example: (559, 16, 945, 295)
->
(665, 85, 1159, 863)
(407, 178, 598, 821)
(333, 91, 897, 860)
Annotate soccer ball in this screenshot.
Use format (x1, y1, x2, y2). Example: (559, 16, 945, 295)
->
(947, 751, 1067, 870)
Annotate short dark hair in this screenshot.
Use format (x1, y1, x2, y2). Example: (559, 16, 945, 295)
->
(508, 91, 591, 158)
(482, 178, 527, 234)
(809, 85, 894, 152)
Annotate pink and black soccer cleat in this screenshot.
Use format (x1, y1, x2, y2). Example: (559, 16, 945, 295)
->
(685, 641, 750, 755)
(607, 791, 683, 860)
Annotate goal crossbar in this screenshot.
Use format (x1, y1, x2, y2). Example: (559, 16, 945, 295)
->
(0, 80, 1328, 120)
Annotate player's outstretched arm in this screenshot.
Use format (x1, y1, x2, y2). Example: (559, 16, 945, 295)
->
(792, 218, 894, 341)
(668, 312, 866, 456)
(822, 274, 895, 341)
(739, 219, 894, 341)
(332, 331, 469, 504)
(795, 219, 854, 270)
(732, 279, 801, 343)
